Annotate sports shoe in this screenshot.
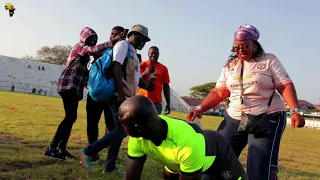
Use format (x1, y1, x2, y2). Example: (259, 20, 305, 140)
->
(43, 147, 65, 161)
(59, 150, 77, 160)
(80, 148, 93, 172)
(92, 154, 100, 165)
(102, 168, 126, 175)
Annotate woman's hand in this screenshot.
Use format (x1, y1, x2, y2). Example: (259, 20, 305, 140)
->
(187, 109, 202, 122)
(291, 113, 305, 129)
(93, 52, 102, 60)
(186, 88, 229, 122)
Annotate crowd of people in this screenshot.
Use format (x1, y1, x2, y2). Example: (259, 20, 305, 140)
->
(42, 23, 305, 180)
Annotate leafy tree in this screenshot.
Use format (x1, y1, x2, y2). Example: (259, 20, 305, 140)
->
(22, 55, 35, 61)
(189, 82, 216, 100)
(22, 45, 72, 65)
(189, 82, 230, 105)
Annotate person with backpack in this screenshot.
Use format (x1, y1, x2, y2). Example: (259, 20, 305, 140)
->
(85, 26, 128, 164)
(43, 27, 122, 161)
(80, 24, 153, 175)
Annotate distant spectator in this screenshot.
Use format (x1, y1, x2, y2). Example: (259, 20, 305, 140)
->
(28, 65, 31, 69)
(38, 66, 40, 70)
(42, 66, 45, 70)
(11, 85, 15, 92)
(137, 46, 171, 115)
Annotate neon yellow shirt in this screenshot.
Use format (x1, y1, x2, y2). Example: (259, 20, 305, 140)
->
(127, 115, 215, 173)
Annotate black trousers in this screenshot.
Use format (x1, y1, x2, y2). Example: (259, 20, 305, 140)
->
(86, 95, 115, 145)
(50, 89, 79, 150)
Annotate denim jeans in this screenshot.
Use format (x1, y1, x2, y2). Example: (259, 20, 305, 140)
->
(85, 95, 127, 172)
(217, 111, 286, 180)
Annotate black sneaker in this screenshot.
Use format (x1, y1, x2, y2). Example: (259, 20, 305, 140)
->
(44, 147, 65, 161)
(92, 154, 100, 165)
(59, 150, 77, 160)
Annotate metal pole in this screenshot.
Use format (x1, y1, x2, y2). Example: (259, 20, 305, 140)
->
(313, 115, 315, 129)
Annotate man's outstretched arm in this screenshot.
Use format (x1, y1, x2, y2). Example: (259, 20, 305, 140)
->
(123, 155, 147, 180)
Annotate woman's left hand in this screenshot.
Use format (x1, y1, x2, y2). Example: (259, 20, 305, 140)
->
(93, 52, 102, 60)
(291, 113, 305, 129)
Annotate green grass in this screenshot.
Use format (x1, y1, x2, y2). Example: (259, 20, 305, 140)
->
(0, 91, 320, 180)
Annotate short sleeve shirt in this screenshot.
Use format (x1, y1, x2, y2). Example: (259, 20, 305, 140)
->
(127, 116, 215, 174)
(112, 40, 141, 98)
(136, 61, 170, 103)
(216, 53, 292, 119)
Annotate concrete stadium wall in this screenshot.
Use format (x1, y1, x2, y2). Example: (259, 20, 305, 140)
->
(0, 55, 88, 99)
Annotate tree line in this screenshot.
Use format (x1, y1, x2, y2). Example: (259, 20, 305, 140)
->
(22, 45, 72, 66)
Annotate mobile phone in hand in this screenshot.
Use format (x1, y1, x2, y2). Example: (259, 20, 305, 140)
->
(150, 66, 156, 73)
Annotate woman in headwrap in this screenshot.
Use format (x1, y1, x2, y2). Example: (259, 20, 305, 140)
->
(187, 24, 305, 179)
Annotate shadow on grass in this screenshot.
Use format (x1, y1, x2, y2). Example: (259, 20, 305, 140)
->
(0, 135, 84, 173)
(0, 132, 84, 150)
(20, 140, 82, 150)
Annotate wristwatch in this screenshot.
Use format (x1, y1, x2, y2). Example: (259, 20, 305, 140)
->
(196, 106, 204, 114)
(290, 108, 304, 115)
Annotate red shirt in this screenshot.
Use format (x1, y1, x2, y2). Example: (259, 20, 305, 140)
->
(137, 60, 170, 103)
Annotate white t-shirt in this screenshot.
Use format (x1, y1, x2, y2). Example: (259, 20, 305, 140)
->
(112, 40, 141, 98)
(216, 53, 292, 120)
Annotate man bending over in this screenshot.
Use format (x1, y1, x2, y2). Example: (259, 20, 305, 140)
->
(119, 95, 248, 180)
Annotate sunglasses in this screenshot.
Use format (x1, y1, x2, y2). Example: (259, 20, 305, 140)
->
(134, 33, 148, 42)
(233, 41, 253, 51)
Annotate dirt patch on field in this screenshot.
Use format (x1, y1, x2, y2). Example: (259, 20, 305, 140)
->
(0, 133, 23, 143)
(20, 141, 46, 149)
(0, 160, 58, 172)
(0, 133, 83, 150)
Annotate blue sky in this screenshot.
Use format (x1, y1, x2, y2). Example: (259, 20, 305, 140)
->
(1, 0, 319, 104)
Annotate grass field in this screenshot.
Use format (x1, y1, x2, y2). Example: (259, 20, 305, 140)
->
(0, 91, 320, 180)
